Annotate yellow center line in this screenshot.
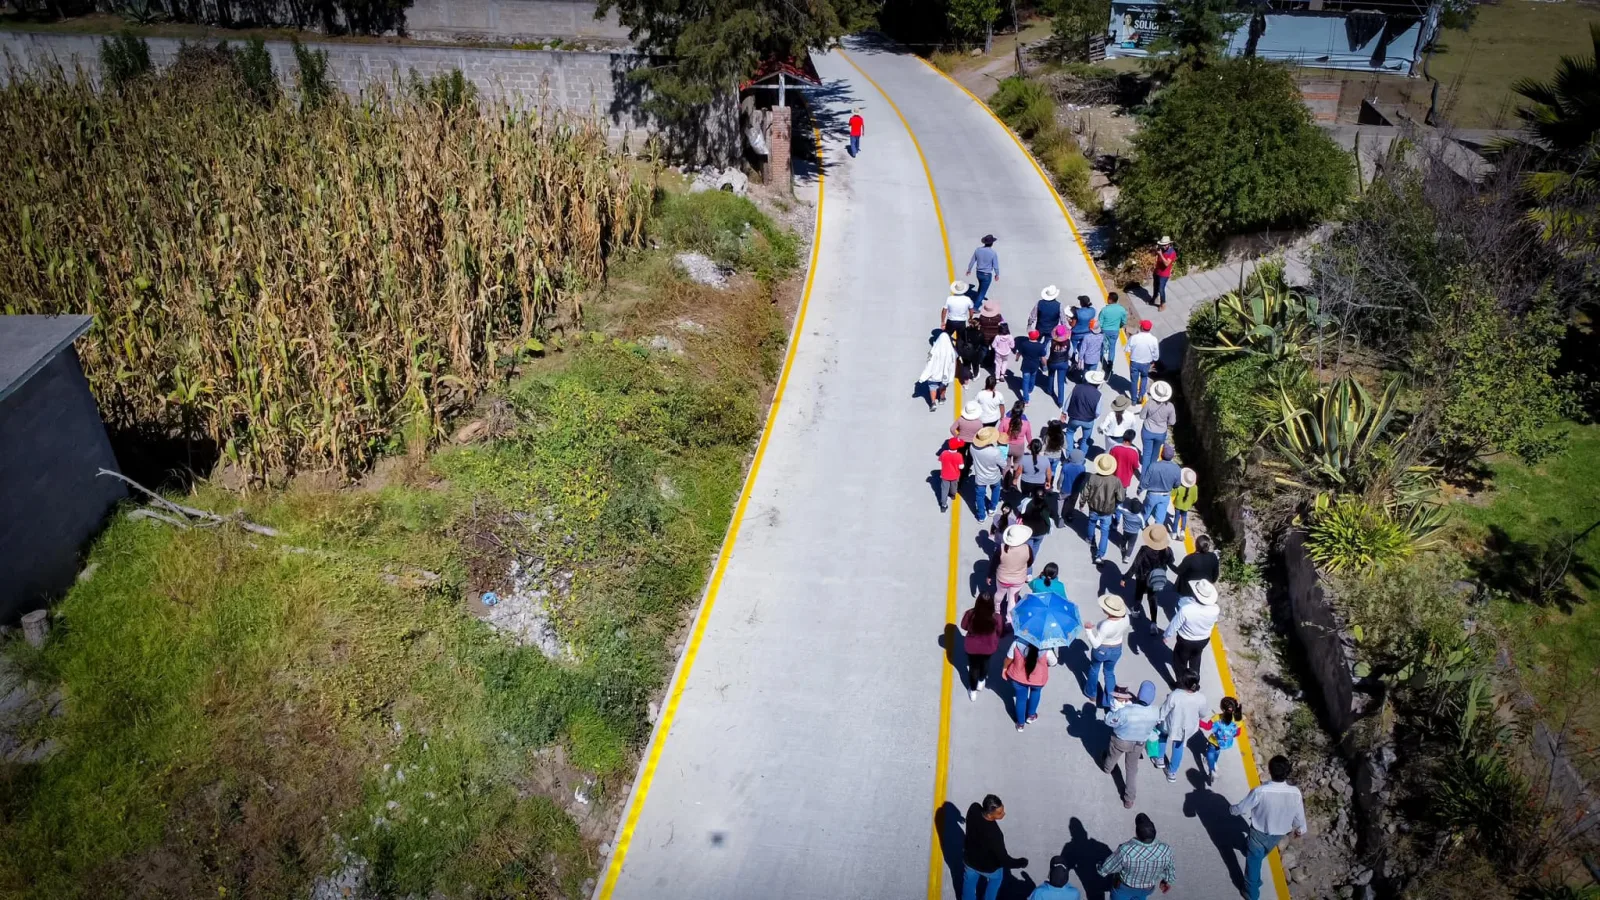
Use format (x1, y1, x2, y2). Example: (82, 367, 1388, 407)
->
(594, 130, 826, 900)
(835, 48, 961, 900)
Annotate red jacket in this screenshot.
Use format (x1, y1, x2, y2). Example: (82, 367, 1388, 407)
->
(849, 115, 864, 137)
(1154, 247, 1177, 277)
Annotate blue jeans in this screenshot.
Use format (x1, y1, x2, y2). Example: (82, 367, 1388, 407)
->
(1169, 508, 1188, 536)
(1153, 273, 1169, 305)
(1012, 680, 1043, 725)
(1144, 491, 1171, 528)
(1111, 885, 1156, 900)
(1086, 643, 1122, 707)
(963, 865, 1004, 900)
(976, 481, 1003, 520)
(1020, 367, 1041, 404)
(1070, 332, 1086, 359)
(1088, 511, 1114, 560)
(1050, 366, 1070, 405)
(848, 134, 860, 156)
(973, 271, 994, 305)
(1141, 428, 1167, 473)
(1027, 535, 1045, 566)
(1067, 418, 1096, 456)
(1245, 827, 1284, 900)
(1204, 742, 1222, 773)
(1130, 362, 1152, 403)
(1165, 737, 1186, 776)
(1102, 331, 1119, 365)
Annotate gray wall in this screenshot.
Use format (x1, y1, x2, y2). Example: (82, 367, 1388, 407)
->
(0, 29, 735, 162)
(0, 347, 125, 624)
(402, 0, 631, 44)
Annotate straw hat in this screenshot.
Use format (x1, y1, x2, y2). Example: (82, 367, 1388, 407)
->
(979, 299, 1001, 317)
(950, 280, 969, 295)
(1099, 593, 1127, 616)
(1041, 285, 1061, 301)
(1158, 236, 1172, 246)
(1093, 453, 1118, 476)
(1085, 369, 1106, 385)
(1192, 579, 1218, 605)
(963, 400, 982, 419)
(973, 426, 1000, 448)
(1142, 523, 1171, 550)
(1003, 524, 1033, 547)
(1111, 395, 1130, 411)
(1150, 381, 1173, 402)
(1181, 467, 1197, 487)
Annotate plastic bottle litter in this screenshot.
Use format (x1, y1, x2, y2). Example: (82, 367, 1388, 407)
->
(481, 591, 498, 606)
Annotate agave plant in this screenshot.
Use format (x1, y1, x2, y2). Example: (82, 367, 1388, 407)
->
(1195, 266, 1333, 363)
(1264, 375, 1403, 493)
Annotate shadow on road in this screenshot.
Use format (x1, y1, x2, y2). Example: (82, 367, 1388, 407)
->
(1057, 817, 1114, 900)
(1183, 769, 1248, 895)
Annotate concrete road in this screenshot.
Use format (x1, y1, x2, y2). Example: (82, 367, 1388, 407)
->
(599, 40, 1281, 900)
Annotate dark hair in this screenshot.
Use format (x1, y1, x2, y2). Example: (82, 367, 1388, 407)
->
(1196, 534, 1214, 554)
(1078, 295, 1092, 308)
(1182, 675, 1202, 692)
(1220, 696, 1243, 725)
(1268, 755, 1292, 782)
(982, 793, 1004, 814)
(1007, 403, 1027, 439)
(1023, 642, 1040, 675)
(1039, 562, 1059, 585)
(970, 592, 998, 635)
(985, 374, 998, 392)
(1029, 438, 1042, 466)
(1135, 813, 1157, 842)
(1044, 420, 1066, 454)
(1121, 430, 1136, 443)
(999, 322, 1011, 335)
(1107, 292, 1121, 305)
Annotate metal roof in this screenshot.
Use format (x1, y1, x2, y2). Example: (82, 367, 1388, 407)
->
(0, 315, 93, 405)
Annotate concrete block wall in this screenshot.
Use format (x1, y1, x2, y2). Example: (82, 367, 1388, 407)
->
(402, 0, 631, 44)
(0, 29, 734, 161)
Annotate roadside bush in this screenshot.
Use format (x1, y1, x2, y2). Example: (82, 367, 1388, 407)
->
(1306, 496, 1414, 573)
(410, 68, 477, 115)
(234, 37, 277, 104)
(652, 189, 798, 282)
(98, 31, 151, 91)
(1195, 266, 1333, 363)
(291, 36, 332, 109)
(1035, 127, 1099, 214)
(990, 76, 1055, 138)
(1330, 552, 1469, 668)
(1115, 57, 1352, 255)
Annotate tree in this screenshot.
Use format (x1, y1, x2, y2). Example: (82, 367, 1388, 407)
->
(1114, 57, 1351, 255)
(1145, 0, 1245, 78)
(1494, 23, 1600, 268)
(596, 0, 876, 117)
(1048, 0, 1111, 61)
(946, 0, 1001, 48)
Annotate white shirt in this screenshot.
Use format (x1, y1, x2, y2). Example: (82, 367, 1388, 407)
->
(974, 389, 1005, 423)
(1230, 781, 1309, 836)
(1164, 597, 1220, 642)
(970, 444, 1009, 486)
(1096, 410, 1143, 444)
(1084, 615, 1131, 649)
(1128, 331, 1160, 365)
(945, 294, 974, 323)
(1159, 687, 1209, 739)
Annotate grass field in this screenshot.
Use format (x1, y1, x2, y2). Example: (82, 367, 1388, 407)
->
(0, 187, 799, 899)
(1432, 0, 1598, 128)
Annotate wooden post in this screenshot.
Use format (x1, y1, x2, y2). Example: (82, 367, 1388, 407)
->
(21, 610, 48, 648)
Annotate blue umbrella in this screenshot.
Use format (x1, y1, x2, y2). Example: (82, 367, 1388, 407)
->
(1011, 591, 1083, 650)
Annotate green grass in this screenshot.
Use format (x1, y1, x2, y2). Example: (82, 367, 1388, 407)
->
(0, 190, 795, 898)
(652, 190, 799, 284)
(1431, 0, 1600, 128)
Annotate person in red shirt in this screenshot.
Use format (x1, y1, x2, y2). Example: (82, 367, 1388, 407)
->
(938, 437, 965, 512)
(848, 108, 864, 158)
(1109, 429, 1142, 489)
(1152, 236, 1177, 311)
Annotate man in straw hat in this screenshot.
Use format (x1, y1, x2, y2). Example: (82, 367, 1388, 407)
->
(1096, 394, 1142, 455)
(1152, 236, 1177, 311)
(1084, 592, 1132, 710)
(1029, 284, 1063, 337)
(1103, 678, 1161, 808)
(965, 234, 1000, 305)
(969, 427, 1008, 522)
(1127, 320, 1160, 404)
(1165, 578, 1220, 683)
(1141, 445, 1183, 529)
(1083, 453, 1125, 565)
(1140, 380, 1178, 473)
(942, 280, 975, 345)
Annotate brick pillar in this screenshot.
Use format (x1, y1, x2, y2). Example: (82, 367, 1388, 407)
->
(769, 105, 792, 196)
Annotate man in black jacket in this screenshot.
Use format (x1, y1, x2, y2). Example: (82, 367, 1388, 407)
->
(964, 794, 1028, 900)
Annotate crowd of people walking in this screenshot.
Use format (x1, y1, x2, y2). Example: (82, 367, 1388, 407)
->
(922, 237, 1306, 900)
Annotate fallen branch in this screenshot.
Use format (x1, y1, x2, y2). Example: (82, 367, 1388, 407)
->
(98, 469, 280, 537)
(126, 508, 192, 529)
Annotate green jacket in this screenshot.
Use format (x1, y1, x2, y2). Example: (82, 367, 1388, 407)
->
(1084, 472, 1124, 515)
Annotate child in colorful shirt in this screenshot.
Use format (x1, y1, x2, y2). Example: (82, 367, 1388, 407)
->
(1117, 496, 1144, 563)
(1198, 696, 1244, 785)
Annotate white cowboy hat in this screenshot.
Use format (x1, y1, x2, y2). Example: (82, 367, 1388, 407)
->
(962, 400, 982, 419)
(950, 280, 969, 295)
(1158, 236, 1173, 246)
(1041, 285, 1061, 301)
(1149, 381, 1173, 402)
(1192, 579, 1218, 605)
(1181, 467, 1198, 487)
(1084, 369, 1106, 385)
(1003, 524, 1033, 547)
(1099, 593, 1128, 616)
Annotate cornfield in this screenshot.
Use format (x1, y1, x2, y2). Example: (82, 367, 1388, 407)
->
(0, 65, 651, 475)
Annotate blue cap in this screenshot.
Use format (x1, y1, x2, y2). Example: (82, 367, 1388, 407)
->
(1138, 680, 1157, 705)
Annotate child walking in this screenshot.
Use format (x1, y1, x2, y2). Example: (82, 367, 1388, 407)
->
(1199, 696, 1244, 785)
(992, 323, 1016, 378)
(961, 593, 1002, 701)
(937, 437, 965, 513)
(1117, 496, 1144, 564)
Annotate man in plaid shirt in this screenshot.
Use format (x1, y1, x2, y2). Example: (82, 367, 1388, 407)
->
(1097, 813, 1175, 898)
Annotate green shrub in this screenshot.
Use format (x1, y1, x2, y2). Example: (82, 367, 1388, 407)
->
(234, 37, 277, 105)
(99, 31, 151, 92)
(1307, 496, 1414, 573)
(1330, 551, 1470, 666)
(653, 189, 798, 282)
(990, 76, 1056, 138)
(1115, 57, 1352, 254)
(1197, 268, 1333, 363)
(1040, 136, 1099, 215)
(411, 68, 478, 115)
(291, 36, 331, 110)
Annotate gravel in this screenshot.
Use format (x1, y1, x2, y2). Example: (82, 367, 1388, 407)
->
(674, 251, 729, 288)
(483, 558, 575, 661)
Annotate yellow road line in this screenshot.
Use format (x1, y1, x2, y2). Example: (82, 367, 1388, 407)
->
(594, 130, 826, 900)
(923, 53, 1292, 900)
(836, 48, 960, 900)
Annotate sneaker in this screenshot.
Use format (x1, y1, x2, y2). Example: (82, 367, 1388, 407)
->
(1017, 723, 1026, 732)
(1166, 772, 1178, 783)
(1124, 798, 1135, 809)
(939, 504, 948, 513)
(969, 690, 978, 701)
(977, 679, 987, 691)
(1027, 714, 1039, 723)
